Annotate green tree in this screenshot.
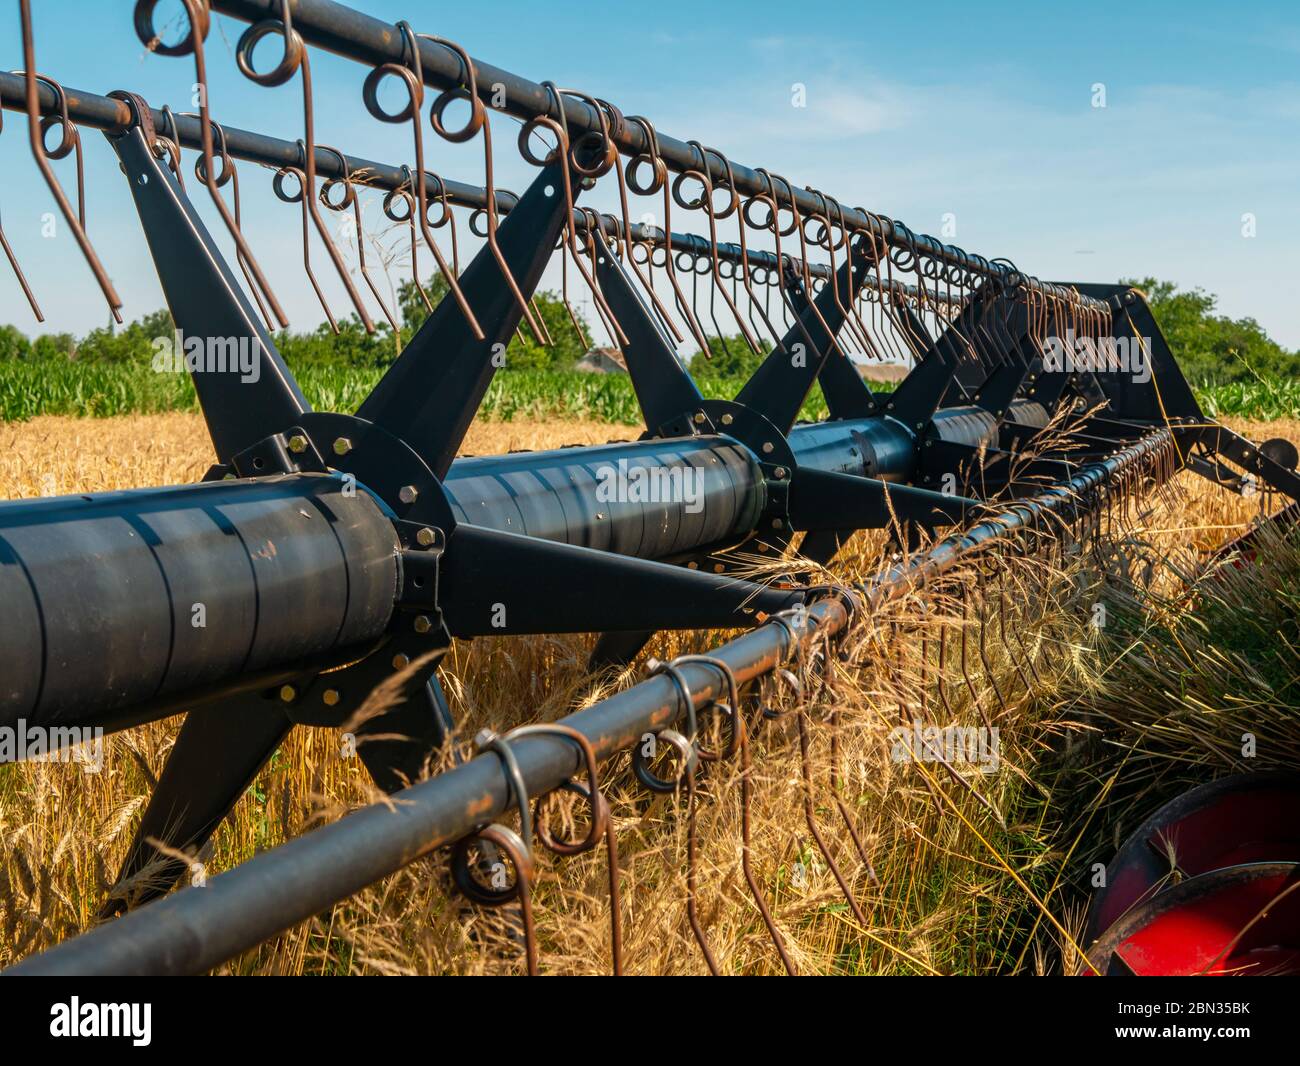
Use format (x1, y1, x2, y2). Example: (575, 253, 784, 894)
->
(687, 333, 770, 378)
(397, 273, 592, 371)
(0, 324, 31, 360)
(1125, 277, 1298, 384)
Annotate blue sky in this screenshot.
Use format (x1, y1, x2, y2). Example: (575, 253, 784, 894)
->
(1, 0, 1299, 349)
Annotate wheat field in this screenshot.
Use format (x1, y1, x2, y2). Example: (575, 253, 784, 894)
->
(1, 413, 1297, 974)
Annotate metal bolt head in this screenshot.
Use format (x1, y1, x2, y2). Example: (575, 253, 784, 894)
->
(762, 442, 774, 454)
(720, 413, 734, 426)
(279, 685, 297, 703)
(332, 437, 353, 456)
(413, 614, 432, 634)
(693, 411, 706, 424)
(774, 466, 787, 479)
(416, 527, 436, 547)
(392, 653, 410, 670)
(398, 484, 419, 505)
(771, 518, 784, 529)
(322, 688, 340, 707)
(287, 434, 308, 454)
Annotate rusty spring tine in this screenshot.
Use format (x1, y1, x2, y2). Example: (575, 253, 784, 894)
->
(420, 34, 546, 344)
(670, 654, 795, 974)
(819, 638, 880, 888)
(450, 728, 538, 975)
(673, 142, 759, 354)
(361, 22, 483, 340)
(611, 115, 683, 345)
(185, 116, 275, 332)
(640, 660, 719, 976)
(317, 145, 401, 334)
(273, 159, 338, 332)
(134, 0, 285, 327)
(793, 657, 875, 935)
(619, 116, 711, 355)
(742, 174, 820, 361)
(383, 167, 433, 315)
(17, 5, 119, 320)
(156, 105, 185, 190)
(235, 6, 374, 333)
(974, 563, 1009, 720)
(679, 240, 731, 359)
(0, 100, 43, 321)
(576, 206, 632, 346)
(530, 85, 627, 347)
(761, 170, 845, 361)
(994, 553, 1034, 694)
(804, 188, 871, 357)
(507, 723, 623, 976)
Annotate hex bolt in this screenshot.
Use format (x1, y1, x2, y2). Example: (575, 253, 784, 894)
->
(771, 518, 784, 529)
(721, 413, 734, 426)
(392, 653, 410, 670)
(287, 434, 308, 454)
(762, 442, 774, 454)
(333, 437, 353, 456)
(399, 485, 419, 504)
(322, 689, 340, 707)
(416, 527, 437, 547)
(693, 411, 706, 424)
(413, 615, 432, 634)
(279, 685, 296, 703)
(774, 466, 787, 479)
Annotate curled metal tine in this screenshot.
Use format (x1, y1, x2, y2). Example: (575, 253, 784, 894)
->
(360, 20, 483, 339)
(450, 729, 537, 975)
(0, 100, 43, 320)
(418, 32, 546, 344)
(19, 0, 120, 321)
(316, 144, 401, 334)
(235, 2, 374, 332)
(134, 0, 286, 327)
(623, 115, 712, 355)
(670, 654, 796, 975)
(606, 111, 683, 344)
(181, 115, 275, 332)
(384, 165, 433, 315)
(673, 141, 759, 353)
(507, 723, 623, 975)
(273, 153, 339, 332)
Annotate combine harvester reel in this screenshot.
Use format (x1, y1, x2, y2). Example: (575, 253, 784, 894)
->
(0, 0, 1297, 974)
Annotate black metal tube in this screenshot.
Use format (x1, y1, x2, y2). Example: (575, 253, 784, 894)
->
(3, 428, 1173, 976)
(0, 473, 399, 732)
(206, 0, 1106, 309)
